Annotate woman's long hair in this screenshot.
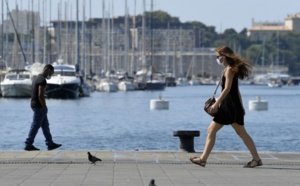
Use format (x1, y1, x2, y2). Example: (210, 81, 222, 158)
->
(216, 46, 252, 79)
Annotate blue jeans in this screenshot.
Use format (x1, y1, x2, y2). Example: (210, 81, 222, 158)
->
(25, 107, 54, 146)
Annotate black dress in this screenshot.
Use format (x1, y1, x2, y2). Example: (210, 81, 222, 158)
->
(213, 74, 244, 125)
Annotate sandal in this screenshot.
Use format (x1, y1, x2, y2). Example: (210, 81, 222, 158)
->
(243, 159, 263, 168)
(189, 157, 206, 167)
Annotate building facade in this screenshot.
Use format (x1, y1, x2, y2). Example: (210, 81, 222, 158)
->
(49, 17, 217, 77)
(247, 13, 300, 41)
(3, 9, 40, 35)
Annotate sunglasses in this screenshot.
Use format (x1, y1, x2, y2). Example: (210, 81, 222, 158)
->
(216, 56, 222, 59)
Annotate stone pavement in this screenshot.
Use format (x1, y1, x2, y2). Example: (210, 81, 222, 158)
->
(0, 150, 300, 186)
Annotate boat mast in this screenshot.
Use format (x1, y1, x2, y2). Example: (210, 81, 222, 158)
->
(82, 0, 86, 76)
(65, 1, 68, 64)
(37, 0, 40, 63)
(48, 0, 51, 63)
(150, 0, 153, 81)
(57, 1, 61, 60)
(107, 6, 110, 74)
(180, 27, 183, 77)
(101, 0, 105, 72)
(165, 22, 170, 74)
(43, 0, 46, 64)
(31, 0, 35, 63)
(124, 0, 128, 74)
(111, 0, 114, 73)
(142, 0, 145, 67)
(4, 0, 27, 66)
(276, 31, 279, 67)
(1, 0, 3, 63)
(262, 36, 265, 67)
(75, 0, 80, 72)
(132, 0, 136, 74)
(89, 0, 92, 75)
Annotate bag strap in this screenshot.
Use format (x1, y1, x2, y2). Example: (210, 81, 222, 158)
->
(211, 69, 226, 97)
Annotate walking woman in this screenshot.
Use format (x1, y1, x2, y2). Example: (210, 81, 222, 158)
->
(189, 46, 262, 168)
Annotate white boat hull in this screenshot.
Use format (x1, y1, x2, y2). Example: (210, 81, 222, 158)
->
(46, 76, 81, 99)
(176, 78, 189, 86)
(118, 81, 135, 91)
(189, 79, 200, 86)
(268, 83, 282, 88)
(0, 83, 31, 97)
(98, 81, 118, 92)
(0, 70, 32, 97)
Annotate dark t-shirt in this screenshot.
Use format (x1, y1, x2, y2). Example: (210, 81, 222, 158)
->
(31, 74, 46, 108)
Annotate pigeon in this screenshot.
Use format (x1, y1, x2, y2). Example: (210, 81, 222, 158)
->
(149, 179, 157, 186)
(87, 152, 102, 164)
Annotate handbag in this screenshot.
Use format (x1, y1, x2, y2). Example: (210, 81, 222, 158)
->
(204, 72, 223, 117)
(204, 96, 217, 117)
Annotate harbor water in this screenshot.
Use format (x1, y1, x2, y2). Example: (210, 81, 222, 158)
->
(0, 85, 300, 152)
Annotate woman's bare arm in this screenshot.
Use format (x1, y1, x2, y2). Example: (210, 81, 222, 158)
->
(210, 67, 234, 113)
(215, 68, 234, 105)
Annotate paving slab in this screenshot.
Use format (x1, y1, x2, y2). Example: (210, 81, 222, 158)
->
(0, 151, 300, 186)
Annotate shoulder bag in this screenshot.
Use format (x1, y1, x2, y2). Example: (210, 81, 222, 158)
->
(204, 73, 223, 117)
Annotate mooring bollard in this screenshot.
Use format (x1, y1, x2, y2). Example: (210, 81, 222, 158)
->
(173, 130, 200, 153)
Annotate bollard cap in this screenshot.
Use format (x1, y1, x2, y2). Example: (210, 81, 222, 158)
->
(173, 130, 200, 137)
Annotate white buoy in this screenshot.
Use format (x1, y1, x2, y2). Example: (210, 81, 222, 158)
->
(248, 96, 268, 111)
(150, 94, 169, 110)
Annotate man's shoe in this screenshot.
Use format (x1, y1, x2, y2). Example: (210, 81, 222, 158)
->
(47, 143, 62, 150)
(24, 145, 40, 151)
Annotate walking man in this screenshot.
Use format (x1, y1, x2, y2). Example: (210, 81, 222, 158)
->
(24, 64, 62, 151)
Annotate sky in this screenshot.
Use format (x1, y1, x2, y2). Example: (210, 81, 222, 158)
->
(3, 0, 300, 33)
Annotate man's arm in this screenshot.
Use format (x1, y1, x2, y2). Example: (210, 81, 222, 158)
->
(38, 85, 46, 108)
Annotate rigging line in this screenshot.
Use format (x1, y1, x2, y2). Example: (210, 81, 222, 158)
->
(4, 0, 27, 64)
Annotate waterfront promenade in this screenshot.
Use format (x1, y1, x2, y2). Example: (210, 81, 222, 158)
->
(0, 150, 299, 186)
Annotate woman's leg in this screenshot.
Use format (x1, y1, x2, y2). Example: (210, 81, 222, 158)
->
(200, 121, 223, 161)
(231, 123, 260, 160)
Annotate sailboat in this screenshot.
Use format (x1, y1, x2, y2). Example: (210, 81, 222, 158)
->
(0, 1, 32, 97)
(79, 0, 92, 97)
(135, 0, 166, 90)
(97, 71, 118, 92)
(118, 71, 135, 91)
(118, 75, 135, 91)
(96, 1, 118, 93)
(0, 61, 8, 96)
(267, 77, 283, 87)
(144, 66, 165, 90)
(175, 27, 189, 87)
(176, 77, 189, 86)
(117, 0, 135, 91)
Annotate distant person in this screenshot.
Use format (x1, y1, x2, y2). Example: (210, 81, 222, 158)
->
(189, 46, 262, 168)
(24, 64, 62, 151)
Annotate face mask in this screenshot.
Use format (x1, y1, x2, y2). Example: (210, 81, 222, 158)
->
(216, 58, 222, 65)
(46, 75, 52, 80)
(46, 70, 52, 80)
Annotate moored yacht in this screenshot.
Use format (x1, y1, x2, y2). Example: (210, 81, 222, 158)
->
(189, 76, 200, 86)
(146, 79, 166, 90)
(134, 68, 166, 91)
(176, 77, 189, 86)
(0, 69, 32, 97)
(96, 71, 118, 93)
(268, 78, 283, 88)
(46, 64, 81, 99)
(117, 72, 135, 91)
(97, 78, 118, 92)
